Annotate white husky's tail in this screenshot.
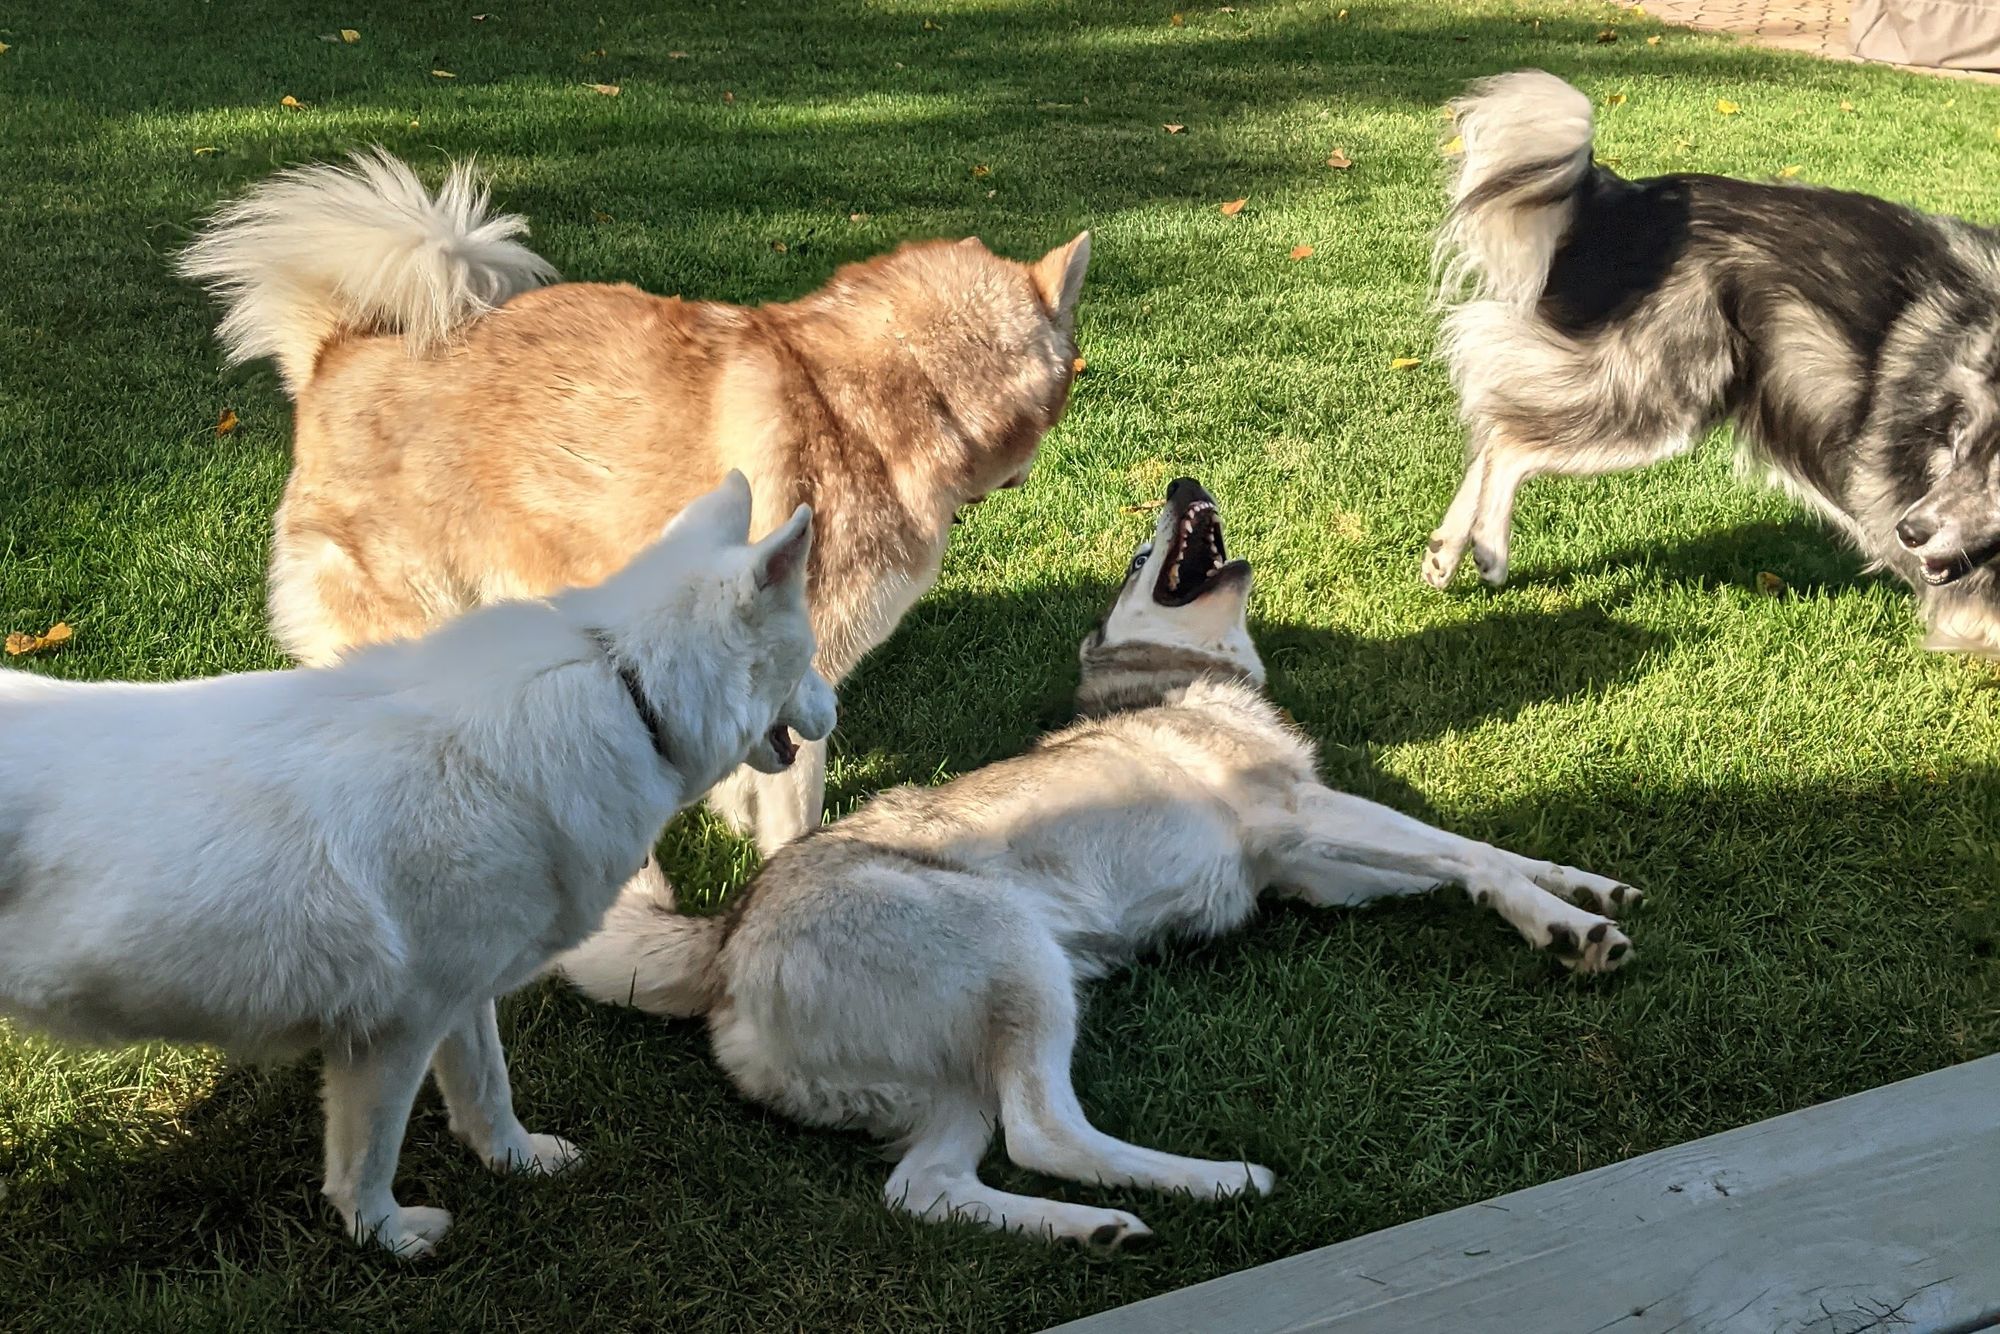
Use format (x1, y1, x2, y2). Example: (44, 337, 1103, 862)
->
(555, 869, 726, 1019)
(176, 149, 556, 396)
(1434, 70, 1595, 309)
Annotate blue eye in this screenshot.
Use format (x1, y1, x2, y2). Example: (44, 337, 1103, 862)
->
(1128, 547, 1150, 574)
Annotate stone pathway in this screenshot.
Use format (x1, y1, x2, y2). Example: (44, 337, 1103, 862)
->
(1632, 0, 2000, 81)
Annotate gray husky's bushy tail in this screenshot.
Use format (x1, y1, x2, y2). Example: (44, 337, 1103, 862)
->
(556, 871, 725, 1018)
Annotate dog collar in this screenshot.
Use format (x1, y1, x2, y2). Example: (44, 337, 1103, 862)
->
(588, 632, 674, 765)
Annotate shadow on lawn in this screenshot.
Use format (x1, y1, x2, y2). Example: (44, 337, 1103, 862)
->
(1516, 515, 1888, 598)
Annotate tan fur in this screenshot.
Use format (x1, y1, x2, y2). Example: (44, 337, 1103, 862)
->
(189, 160, 1092, 846)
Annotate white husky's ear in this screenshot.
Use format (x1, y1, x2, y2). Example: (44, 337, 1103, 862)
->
(1029, 231, 1091, 322)
(752, 504, 813, 592)
(665, 470, 755, 544)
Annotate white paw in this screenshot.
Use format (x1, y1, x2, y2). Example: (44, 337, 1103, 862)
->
(366, 1205, 453, 1259)
(1078, 1209, 1154, 1252)
(1545, 917, 1634, 974)
(1422, 534, 1463, 588)
(1471, 542, 1509, 588)
(1172, 1160, 1277, 1200)
(491, 1133, 581, 1176)
(1534, 867, 1643, 917)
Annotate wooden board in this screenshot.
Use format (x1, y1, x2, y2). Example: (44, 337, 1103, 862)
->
(1046, 1056, 2000, 1334)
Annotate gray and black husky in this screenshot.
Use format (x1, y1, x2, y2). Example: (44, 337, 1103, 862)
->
(562, 478, 1640, 1248)
(1426, 70, 2000, 656)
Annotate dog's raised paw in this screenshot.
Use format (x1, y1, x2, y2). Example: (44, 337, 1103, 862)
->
(1421, 536, 1462, 589)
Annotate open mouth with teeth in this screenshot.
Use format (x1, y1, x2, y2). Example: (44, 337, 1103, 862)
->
(1153, 480, 1252, 606)
(1916, 537, 2000, 586)
(767, 725, 799, 767)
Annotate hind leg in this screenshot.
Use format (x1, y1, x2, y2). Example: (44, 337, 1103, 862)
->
(990, 945, 1274, 1200)
(886, 1092, 1153, 1249)
(267, 516, 447, 666)
(431, 999, 580, 1177)
(1423, 447, 1491, 588)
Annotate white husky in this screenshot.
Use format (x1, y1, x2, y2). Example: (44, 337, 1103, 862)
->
(560, 478, 1640, 1248)
(0, 472, 835, 1258)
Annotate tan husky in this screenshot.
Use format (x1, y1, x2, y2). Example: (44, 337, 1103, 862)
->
(179, 150, 1090, 851)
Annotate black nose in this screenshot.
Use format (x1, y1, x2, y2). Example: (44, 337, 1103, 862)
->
(1166, 477, 1200, 501)
(1896, 517, 1935, 550)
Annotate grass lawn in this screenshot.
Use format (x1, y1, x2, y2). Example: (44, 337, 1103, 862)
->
(3, 0, 1999, 1327)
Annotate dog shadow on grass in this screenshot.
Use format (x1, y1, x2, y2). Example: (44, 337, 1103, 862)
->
(1511, 516, 1888, 599)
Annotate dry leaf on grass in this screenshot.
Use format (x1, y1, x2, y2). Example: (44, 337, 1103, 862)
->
(1326, 148, 1352, 168)
(1071, 356, 1087, 374)
(586, 82, 620, 96)
(1596, 27, 1619, 42)
(1645, 34, 1661, 45)
(192, 145, 220, 156)
(1443, 135, 1464, 155)
(1756, 571, 1788, 597)
(1219, 197, 1247, 216)
(771, 240, 788, 253)
(1605, 92, 1627, 107)
(592, 210, 614, 223)
(1163, 122, 1185, 133)
(1716, 98, 1740, 115)
(1390, 356, 1421, 370)
(1289, 244, 1314, 260)
(472, 12, 491, 20)
(1840, 99, 1856, 112)
(849, 211, 869, 222)
(215, 408, 240, 436)
(5, 623, 72, 657)
(1778, 164, 1802, 179)
(722, 89, 736, 103)
(432, 69, 456, 78)
(280, 94, 303, 108)
(1121, 499, 1167, 513)
(1170, 12, 1185, 25)
(0, 42, 11, 55)
(971, 163, 991, 179)
(340, 28, 360, 43)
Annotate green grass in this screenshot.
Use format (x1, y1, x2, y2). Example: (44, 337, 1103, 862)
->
(3, 0, 1998, 1327)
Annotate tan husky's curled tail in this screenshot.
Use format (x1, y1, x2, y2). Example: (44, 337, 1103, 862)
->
(176, 149, 557, 395)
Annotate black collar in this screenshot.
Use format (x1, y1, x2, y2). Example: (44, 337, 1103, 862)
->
(588, 632, 673, 765)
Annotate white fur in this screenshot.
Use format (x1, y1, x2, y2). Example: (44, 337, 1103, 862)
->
(563, 487, 1641, 1247)
(1435, 70, 1595, 310)
(0, 472, 834, 1257)
(175, 149, 556, 394)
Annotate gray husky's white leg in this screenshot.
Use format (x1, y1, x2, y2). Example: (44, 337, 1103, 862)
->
(990, 938, 1275, 1200)
(1424, 447, 1491, 588)
(1254, 787, 1639, 973)
(432, 999, 579, 1176)
(885, 1093, 1153, 1249)
(706, 737, 827, 855)
(320, 1026, 454, 1258)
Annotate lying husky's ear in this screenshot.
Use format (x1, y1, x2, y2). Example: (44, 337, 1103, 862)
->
(753, 503, 813, 592)
(1030, 231, 1091, 322)
(665, 470, 755, 544)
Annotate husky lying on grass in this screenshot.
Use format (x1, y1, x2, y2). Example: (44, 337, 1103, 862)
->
(563, 478, 1639, 1248)
(0, 472, 834, 1258)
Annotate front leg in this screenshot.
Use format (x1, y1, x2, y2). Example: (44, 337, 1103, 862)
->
(431, 999, 580, 1177)
(321, 1026, 455, 1258)
(1250, 787, 1638, 974)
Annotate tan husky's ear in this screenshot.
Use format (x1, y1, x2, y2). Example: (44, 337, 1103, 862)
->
(1030, 231, 1091, 321)
(753, 503, 813, 592)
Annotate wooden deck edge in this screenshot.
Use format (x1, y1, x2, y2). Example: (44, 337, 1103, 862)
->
(1045, 1055, 2000, 1334)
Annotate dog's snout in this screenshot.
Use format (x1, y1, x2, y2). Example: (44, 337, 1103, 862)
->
(1896, 516, 1935, 550)
(1166, 477, 1197, 502)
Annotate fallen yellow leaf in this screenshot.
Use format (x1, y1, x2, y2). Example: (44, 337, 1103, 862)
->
(722, 89, 735, 103)
(280, 94, 303, 108)
(432, 69, 456, 78)
(1778, 164, 1802, 179)
(472, 12, 491, 19)
(1390, 356, 1421, 370)
(1219, 197, 1247, 215)
(1755, 571, 1788, 597)
(592, 210, 614, 223)
(586, 82, 621, 96)
(0, 40, 12, 54)
(1121, 499, 1167, 514)
(192, 145, 220, 156)
(5, 622, 72, 657)
(1443, 135, 1464, 155)
(1716, 98, 1740, 115)
(215, 408, 240, 436)
(1336, 6, 1348, 16)
(1289, 243, 1314, 260)
(971, 163, 991, 178)
(849, 211, 869, 222)
(1645, 33, 1662, 44)
(340, 28, 360, 43)
(922, 17, 942, 29)
(1163, 122, 1186, 133)
(1606, 92, 1628, 107)
(1071, 356, 1087, 374)
(771, 240, 788, 253)
(1840, 99, 1856, 112)
(1596, 27, 1619, 42)
(1170, 11, 1185, 25)
(1326, 148, 1353, 169)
